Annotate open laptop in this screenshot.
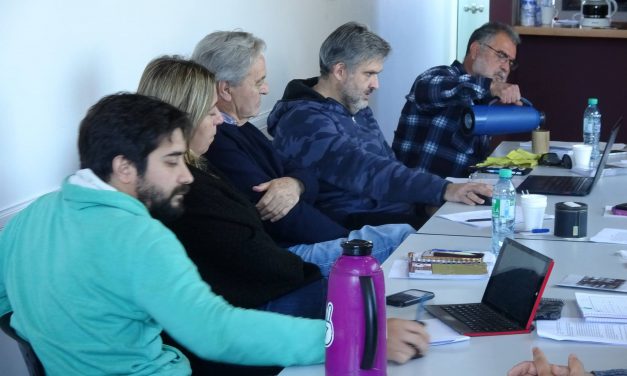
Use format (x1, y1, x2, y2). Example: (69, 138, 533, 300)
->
(516, 118, 622, 196)
(425, 238, 554, 336)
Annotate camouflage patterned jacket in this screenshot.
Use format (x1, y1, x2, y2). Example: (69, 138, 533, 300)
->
(267, 77, 449, 224)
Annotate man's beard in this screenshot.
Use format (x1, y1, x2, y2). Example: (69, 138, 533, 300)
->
(136, 178, 190, 223)
(473, 57, 507, 82)
(341, 81, 372, 114)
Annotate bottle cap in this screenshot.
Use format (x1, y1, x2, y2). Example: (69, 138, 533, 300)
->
(341, 239, 373, 256)
(499, 168, 513, 178)
(588, 98, 598, 105)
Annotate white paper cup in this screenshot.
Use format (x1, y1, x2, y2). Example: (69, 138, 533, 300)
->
(572, 144, 593, 169)
(541, 5, 558, 25)
(521, 194, 548, 231)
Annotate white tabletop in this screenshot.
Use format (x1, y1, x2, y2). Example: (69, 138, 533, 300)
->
(280, 141, 627, 375)
(279, 234, 627, 376)
(419, 142, 627, 241)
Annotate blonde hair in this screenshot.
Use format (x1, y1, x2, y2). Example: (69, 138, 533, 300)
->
(137, 55, 216, 168)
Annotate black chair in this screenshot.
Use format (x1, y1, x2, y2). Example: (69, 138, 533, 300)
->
(0, 312, 45, 376)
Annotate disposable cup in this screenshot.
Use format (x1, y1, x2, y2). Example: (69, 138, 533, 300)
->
(520, 194, 548, 231)
(572, 144, 592, 169)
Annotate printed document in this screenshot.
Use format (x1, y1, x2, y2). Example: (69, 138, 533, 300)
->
(536, 318, 627, 345)
(575, 292, 627, 323)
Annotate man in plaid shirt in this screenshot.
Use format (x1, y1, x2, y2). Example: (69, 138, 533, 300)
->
(393, 22, 522, 178)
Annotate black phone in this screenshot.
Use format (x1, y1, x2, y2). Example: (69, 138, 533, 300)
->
(534, 298, 564, 320)
(386, 289, 434, 307)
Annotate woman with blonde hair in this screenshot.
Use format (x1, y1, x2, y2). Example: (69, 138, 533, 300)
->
(138, 55, 222, 168)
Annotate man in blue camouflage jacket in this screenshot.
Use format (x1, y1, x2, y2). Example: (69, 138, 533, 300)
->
(268, 22, 492, 229)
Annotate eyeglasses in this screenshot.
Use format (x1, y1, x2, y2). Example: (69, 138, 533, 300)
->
(481, 43, 518, 71)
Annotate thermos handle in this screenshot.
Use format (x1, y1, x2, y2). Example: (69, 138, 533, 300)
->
(488, 97, 533, 107)
(359, 276, 377, 370)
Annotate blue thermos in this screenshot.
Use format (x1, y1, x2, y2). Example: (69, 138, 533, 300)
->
(461, 99, 546, 136)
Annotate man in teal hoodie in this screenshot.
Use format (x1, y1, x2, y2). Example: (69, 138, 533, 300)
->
(0, 93, 428, 375)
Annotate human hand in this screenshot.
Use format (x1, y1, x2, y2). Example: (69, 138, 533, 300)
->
(443, 183, 493, 205)
(253, 177, 304, 222)
(386, 318, 430, 364)
(507, 347, 593, 376)
(490, 81, 523, 105)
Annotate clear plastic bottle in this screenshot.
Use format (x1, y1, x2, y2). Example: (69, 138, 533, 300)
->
(583, 97, 602, 164)
(491, 169, 516, 256)
(520, 0, 537, 26)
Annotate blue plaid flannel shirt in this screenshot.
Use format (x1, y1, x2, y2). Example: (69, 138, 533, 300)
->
(392, 60, 494, 178)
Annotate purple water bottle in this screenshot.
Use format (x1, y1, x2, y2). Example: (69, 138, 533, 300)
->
(325, 239, 387, 376)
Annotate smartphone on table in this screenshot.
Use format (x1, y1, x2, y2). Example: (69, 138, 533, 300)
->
(386, 289, 435, 307)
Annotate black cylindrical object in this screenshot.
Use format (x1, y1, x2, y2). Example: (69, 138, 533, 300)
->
(554, 202, 588, 238)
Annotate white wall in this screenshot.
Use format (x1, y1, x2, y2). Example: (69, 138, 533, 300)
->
(370, 0, 458, 143)
(0, 0, 376, 227)
(0, 1, 381, 373)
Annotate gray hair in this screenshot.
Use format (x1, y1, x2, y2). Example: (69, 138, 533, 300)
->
(465, 22, 520, 55)
(319, 22, 391, 76)
(192, 31, 266, 85)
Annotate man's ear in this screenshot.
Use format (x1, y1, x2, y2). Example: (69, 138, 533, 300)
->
(217, 80, 232, 102)
(469, 41, 481, 60)
(111, 155, 137, 185)
(330, 62, 348, 82)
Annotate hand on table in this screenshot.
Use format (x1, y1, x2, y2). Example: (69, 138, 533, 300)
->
(444, 182, 493, 205)
(253, 177, 304, 222)
(386, 318, 430, 364)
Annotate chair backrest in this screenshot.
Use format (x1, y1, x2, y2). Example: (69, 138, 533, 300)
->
(0, 312, 46, 376)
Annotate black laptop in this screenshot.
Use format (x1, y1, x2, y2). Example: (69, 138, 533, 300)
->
(425, 238, 554, 336)
(516, 119, 622, 196)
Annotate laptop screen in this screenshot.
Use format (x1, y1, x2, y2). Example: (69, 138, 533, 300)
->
(590, 120, 621, 185)
(481, 238, 553, 326)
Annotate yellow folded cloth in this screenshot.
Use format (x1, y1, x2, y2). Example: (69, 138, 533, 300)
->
(476, 148, 541, 168)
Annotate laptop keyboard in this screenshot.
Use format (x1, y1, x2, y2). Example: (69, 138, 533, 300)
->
(440, 304, 521, 332)
(540, 177, 590, 192)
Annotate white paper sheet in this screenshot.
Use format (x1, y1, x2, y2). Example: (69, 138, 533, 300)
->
(437, 207, 554, 229)
(421, 318, 470, 346)
(590, 228, 627, 245)
(536, 318, 627, 345)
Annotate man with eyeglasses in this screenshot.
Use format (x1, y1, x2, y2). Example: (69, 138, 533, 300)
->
(393, 22, 522, 179)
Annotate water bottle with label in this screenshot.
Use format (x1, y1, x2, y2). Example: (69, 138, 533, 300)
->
(491, 169, 516, 256)
(521, 0, 537, 26)
(583, 97, 602, 164)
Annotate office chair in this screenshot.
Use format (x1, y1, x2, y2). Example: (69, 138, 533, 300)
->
(0, 312, 46, 376)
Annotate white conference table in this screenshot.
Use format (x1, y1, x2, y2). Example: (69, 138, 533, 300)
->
(279, 234, 627, 376)
(280, 141, 627, 375)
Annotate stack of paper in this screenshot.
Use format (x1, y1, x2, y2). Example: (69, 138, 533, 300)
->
(536, 318, 627, 345)
(575, 292, 627, 324)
